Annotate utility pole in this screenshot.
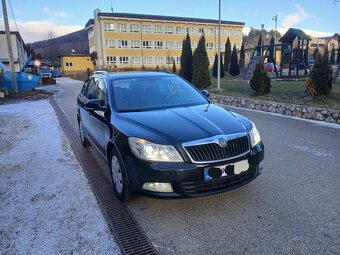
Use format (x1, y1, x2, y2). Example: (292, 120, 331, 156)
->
(2, 0, 17, 93)
(217, 0, 221, 90)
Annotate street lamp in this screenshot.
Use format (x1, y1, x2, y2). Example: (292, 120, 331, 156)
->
(217, 0, 221, 91)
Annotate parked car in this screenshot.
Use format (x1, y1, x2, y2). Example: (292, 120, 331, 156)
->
(40, 66, 52, 78)
(263, 62, 280, 72)
(291, 60, 314, 70)
(52, 69, 62, 77)
(77, 71, 264, 201)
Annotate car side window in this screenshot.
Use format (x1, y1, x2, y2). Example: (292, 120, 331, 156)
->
(95, 78, 107, 105)
(86, 78, 97, 99)
(81, 79, 89, 95)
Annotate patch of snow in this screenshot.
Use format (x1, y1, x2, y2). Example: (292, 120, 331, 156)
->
(0, 100, 120, 255)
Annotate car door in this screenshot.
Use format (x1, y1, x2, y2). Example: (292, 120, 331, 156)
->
(87, 77, 111, 156)
(78, 78, 97, 142)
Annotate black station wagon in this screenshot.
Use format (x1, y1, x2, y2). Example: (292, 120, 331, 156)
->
(77, 71, 264, 201)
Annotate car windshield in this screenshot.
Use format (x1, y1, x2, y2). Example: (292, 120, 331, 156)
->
(112, 76, 208, 112)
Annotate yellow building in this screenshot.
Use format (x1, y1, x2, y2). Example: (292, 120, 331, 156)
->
(59, 54, 94, 75)
(85, 9, 245, 69)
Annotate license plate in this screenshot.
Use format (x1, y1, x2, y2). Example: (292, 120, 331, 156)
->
(204, 160, 249, 181)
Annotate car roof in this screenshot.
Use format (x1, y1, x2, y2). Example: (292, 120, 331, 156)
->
(92, 71, 176, 81)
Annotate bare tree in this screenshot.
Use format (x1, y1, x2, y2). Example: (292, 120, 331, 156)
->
(44, 28, 59, 63)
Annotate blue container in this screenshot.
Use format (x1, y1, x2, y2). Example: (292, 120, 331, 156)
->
(0, 60, 41, 92)
(1, 72, 41, 93)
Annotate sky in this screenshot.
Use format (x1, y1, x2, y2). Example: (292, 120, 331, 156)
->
(0, 0, 339, 43)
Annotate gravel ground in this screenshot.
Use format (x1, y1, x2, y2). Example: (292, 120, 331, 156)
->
(0, 100, 120, 255)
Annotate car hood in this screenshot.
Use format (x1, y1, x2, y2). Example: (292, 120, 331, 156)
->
(114, 104, 249, 145)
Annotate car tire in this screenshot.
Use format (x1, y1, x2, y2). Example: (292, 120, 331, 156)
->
(79, 118, 89, 147)
(110, 148, 130, 202)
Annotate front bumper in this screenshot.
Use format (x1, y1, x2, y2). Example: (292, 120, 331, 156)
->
(123, 142, 264, 198)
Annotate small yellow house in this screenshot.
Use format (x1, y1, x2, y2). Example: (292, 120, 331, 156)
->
(59, 54, 94, 75)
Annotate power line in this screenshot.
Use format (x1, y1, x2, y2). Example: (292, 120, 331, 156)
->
(8, 0, 18, 31)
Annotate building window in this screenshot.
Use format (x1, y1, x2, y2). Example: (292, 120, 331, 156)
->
(206, 28, 214, 35)
(226, 29, 232, 37)
(176, 27, 185, 35)
(199, 28, 204, 34)
(176, 57, 181, 64)
(119, 57, 129, 64)
(118, 40, 128, 48)
(143, 57, 152, 64)
(206, 43, 214, 50)
(131, 56, 141, 64)
(155, 57, 163, 65)
(233, 30, 241, 37)
(165, 41, 174, 49)
(166, 57, 174, 64)
(165, 26, 174, 34)
(106, 56, 117, 64)
(209, 57, 214, 64)
(176, 42, 182, 49)
(117, 24, 127, 32)
(66, 62, 73, 67)
(191, 42, 197, 49)
(142, 25, 152, 33)
(130, 24, 140, 33)
(154, 41, 163, 49)
(188, 27, 196, 34)
(104, 23, 114, 32)
(154, 25, 163, 34)
(142, 41, 152, 49)
(105, 40, 115, 48)
(131, 40, 141, 48)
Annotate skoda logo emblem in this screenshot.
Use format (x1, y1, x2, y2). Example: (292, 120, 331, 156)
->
(218, 137, 228, 147)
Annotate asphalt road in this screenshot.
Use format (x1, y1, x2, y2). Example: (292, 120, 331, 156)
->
(55, 77, 339, 255)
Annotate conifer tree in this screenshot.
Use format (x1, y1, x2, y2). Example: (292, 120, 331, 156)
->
(239, 43, 245, 75)
(172, 60, 176, 73)
(309, 47, 333, 96)
(330, 47, 336, 65)
(212, 53, 225, 78)
(337, 47, 340, 64)
(192, 35, 210, 89)
(250, 62, 271, 95)
(179, 33, 193, 82)
(313, 47, 320, 60)
(224, 37, 231, 72)
(229, 45, 240, 76)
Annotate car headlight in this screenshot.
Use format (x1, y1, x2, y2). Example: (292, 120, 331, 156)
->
(128, 137, 183, 162)
(248, 122, 261, 148)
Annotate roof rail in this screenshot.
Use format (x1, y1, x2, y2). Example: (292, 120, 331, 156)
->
(91, 70, 109, 76)
(137, 68, 173, 74)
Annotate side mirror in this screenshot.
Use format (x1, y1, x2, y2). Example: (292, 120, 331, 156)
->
(201, 90, 210, 98)
(85, 99, 106, 111)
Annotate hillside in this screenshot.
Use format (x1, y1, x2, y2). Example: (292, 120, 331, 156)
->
(28, 29, 89, 62)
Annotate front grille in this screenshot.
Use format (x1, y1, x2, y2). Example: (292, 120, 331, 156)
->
(181, 166, 257, 196)
(184, 135, 250, 163)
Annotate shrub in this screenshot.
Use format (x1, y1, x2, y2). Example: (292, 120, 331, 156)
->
(309, 50, 333, 96)
(250, 62, 271, 95)
(305, 79, 317, 98)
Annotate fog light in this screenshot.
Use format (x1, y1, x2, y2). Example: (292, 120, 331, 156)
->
(142, 182, 173, 193)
